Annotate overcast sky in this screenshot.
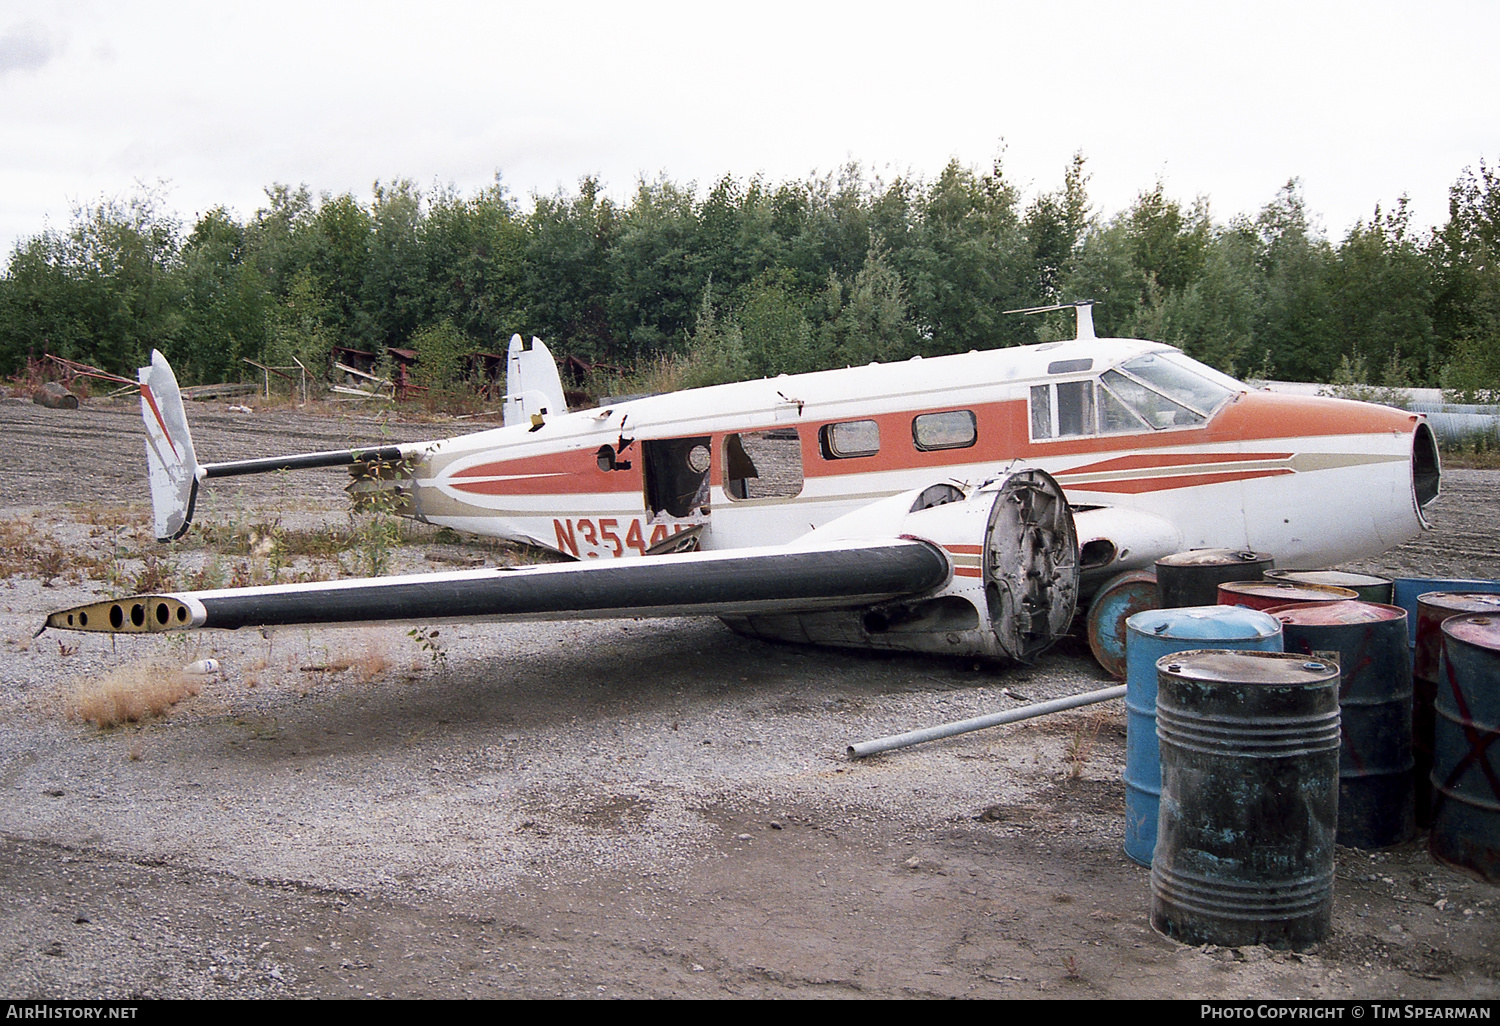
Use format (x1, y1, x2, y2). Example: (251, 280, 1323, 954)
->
(1, 0, 1495, 257)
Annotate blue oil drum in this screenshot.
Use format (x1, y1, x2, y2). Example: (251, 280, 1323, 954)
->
(1393, 578, 1500, 647)
(1152, 650, 1341, 950)
(1430, 615, 1500, 883)
(1413, 592, 1500, 826)
(1264, 570, 1393, 604)
(1123, 606, 1283, 866)
(1155, 549, 1274, 609)
(1086, 569, 1160, 680)
(1270, 600, 1413, 848)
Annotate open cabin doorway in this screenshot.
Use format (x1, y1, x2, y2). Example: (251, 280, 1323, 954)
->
(642, 436, 712, 519)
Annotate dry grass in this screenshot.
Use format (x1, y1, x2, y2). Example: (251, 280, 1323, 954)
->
(1061, 953, 1083, 980)
(1064, 709, 1111, 780)
(0, 516, 149, 586)
(1440, 446, 1500, 469)
(66, 660, 204, 728)
(350, 643, 391, 681)
(73, 506, 143, 530)
(300, 639, 391, 683)
(191, 519, 356, 559)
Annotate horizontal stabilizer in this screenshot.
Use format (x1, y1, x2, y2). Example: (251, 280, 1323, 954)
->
(199, 445, 411, 479)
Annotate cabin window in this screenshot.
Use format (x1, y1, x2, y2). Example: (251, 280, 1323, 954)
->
(724, 429, 804, 500)
(1029, 382, 1096, 439)
(1029, 385, 1051, 438)
(820, 420, 880, 459)
(912, 410, 977, 451)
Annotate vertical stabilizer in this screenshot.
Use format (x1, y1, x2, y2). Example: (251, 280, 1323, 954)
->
(503, 334, 567, 427)
(1003, 300, 1098, 339)
(138, 350, 200, 541)
(1074, 303, 1096, 340)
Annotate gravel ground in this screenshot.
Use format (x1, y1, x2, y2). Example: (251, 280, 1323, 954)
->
(0, 393, 1496, 1000)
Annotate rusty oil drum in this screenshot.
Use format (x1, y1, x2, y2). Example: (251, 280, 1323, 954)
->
(1151, 650, 1340, 950)
(1413, 592, 1500, 826)
(1123, 607, 1282, 867)
(1217, 580, 1359, 611)
(1086, 569, 1160, 680)
(1155, 549, 1274, 609)
(1430, 615, 1500, 883)
(1269, 600, 1413, 849)
(1264, 570, 1393, 604)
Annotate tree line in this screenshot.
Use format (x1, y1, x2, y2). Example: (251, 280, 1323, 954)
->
(1, 156, 1497, 397)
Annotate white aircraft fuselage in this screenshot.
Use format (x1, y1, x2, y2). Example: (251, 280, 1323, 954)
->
(404, 336, 1436, 582)
(49, 317, 1440, 667)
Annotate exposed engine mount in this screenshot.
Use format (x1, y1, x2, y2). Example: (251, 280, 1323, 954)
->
(725, 467, 1081, 662)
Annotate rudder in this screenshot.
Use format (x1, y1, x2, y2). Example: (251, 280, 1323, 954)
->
(138, 350, 200, 541)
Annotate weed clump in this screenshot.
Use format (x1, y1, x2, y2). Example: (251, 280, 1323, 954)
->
(67, 660, 204, 728)
(0, 520, 95, 586)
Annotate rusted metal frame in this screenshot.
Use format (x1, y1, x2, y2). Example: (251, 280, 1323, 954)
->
(44, 354, 137, 388)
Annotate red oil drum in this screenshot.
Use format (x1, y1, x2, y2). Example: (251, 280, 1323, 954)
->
(1431, 615, 1500, 883)
(1413, 592, 1500, 827)
(1218, 581, 1358, 611)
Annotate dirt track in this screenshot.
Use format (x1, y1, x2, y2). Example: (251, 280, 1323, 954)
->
(0, 394, 1497, 1000)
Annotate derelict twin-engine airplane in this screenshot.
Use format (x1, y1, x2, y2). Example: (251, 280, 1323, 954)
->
(46, 303, 1442, 665)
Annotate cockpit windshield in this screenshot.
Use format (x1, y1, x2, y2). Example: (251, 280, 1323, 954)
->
(1029, 349, 1244, 440)
(1117, 352, 1239, 417)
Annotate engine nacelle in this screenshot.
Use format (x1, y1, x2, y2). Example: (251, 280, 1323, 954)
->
(724, 468, 1080, 662)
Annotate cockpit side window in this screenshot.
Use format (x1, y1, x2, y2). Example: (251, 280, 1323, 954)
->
(1055, 380, 1095, 437)
(1097, 383, 1149, 433)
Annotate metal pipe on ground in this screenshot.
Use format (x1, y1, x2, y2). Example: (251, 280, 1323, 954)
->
(847, 685, 1127, 759)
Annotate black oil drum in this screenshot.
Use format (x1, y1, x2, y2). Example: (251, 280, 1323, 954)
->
(1264, 569, 1393, 604)
(1152, 650, 1341, 950)
(1155, 549, 1274, 609)
(1270, 600, 1413, 849)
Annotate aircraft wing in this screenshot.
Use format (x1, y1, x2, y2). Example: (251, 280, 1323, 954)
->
(46, 470, 1083, 663)
(45, 538, 950, 635)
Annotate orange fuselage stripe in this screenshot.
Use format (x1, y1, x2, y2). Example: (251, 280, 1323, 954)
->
(433, 391, 1412, 501)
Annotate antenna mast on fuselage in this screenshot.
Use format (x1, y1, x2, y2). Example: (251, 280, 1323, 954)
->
(1004, 301, 1096, 341)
